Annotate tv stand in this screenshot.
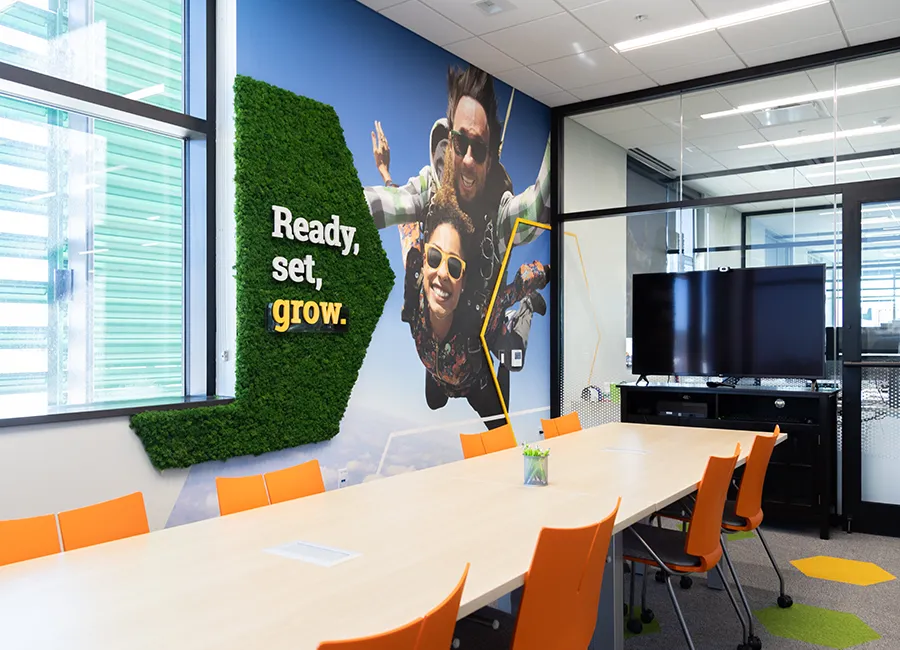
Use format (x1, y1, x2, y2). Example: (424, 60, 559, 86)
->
(619, 382, 839, 539)
(636, 374, 650, 386)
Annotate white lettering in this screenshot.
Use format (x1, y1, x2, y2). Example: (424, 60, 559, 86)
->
(293, 217, 309, 242)
(272, 206, 293, 240)
(272, 256, 289, 281)
(324, 215, 341, 248)
(288, 257, 306, 283)
(339, 224, 357, 257)
(308, 219, 325, 245)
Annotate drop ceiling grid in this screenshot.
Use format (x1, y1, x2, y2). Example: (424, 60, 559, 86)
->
(356, 0, 897, 105)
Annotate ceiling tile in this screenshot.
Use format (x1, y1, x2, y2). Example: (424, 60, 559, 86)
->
(625, 32, 736, 74)
(575, 106, 662, 134)
(381, 1, 471, 46)
(708, 147, 787, 168)
(483, 13, 605, 65)
(494, 67, 561, 98)
(834, 51, 900, 87)
(716, 72, 818, 107)
(833, 0, 900, 30)
(420, 0, 562, 36)
(741, 169, 812, 192)
(647, 54, 744, 85)
(836, 89, 900, 122)
(555, 0, 603, 9)
(529, 48, 642, 90)
(535, 90, 580, 107)
(682, 114, 757, 139)
(356, 0, 406, 10)
(690, 129, 768, 152)
(443, 38, 521, 73)
(718, 3, 842, 53)
(601, 123, 681, 149)
(573, 0, 706, 46)
(757, 117, 834, 142)
(740, 32, 847, 68)
(569, 75, 657, 100)
(692, 0, 782, 19)
(845, 18, 900, 46)
(643, 90, 735, 123)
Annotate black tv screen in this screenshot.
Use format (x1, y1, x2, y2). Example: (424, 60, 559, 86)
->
(632, 265, 826, 379)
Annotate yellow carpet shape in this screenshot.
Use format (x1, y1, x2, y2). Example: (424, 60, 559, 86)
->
(791, 556, 896, 586)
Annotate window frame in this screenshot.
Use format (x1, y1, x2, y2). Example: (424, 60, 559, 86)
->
(0, 0, 222, 428)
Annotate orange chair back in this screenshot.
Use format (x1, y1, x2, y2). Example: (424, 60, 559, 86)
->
(417, 564, 469, 649)
(575, 498, 621, 646)
(540, 418, 559, 439)
(216, 475, 269, 516)
(0, 514, 61, 566)
(733, 428, 779, 525)
(482, 424, 516, 454)
(459, 433, 486, 459)
(684, 445, 740, 569)
(265, 459, 326, 505)
(555, 412, 582, 436)
(318, 618, 423, 649)
(58, 492, 149, 552)
(511, 499, 620, 650)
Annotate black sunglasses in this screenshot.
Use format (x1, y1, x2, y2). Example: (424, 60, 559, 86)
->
(450, 130, 489, 164)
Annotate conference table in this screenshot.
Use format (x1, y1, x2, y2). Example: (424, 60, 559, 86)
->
(0, 422, 783, 650)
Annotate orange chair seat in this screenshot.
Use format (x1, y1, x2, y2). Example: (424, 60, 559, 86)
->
(623, 524, 718, 574)
(0, 514, 61, 566)
(58, 492, 149, 551)
(264, 460, 325, 505)
(720, 500, 764, 532)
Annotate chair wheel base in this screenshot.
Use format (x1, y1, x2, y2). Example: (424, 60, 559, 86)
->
(748, 634, 762, 650)
(655, 570, 666, 583)
(680, 575, 693, 589)
(641, 608, 655, 624)
(777, 595, 793, 608)
(626, 619, 643, 634)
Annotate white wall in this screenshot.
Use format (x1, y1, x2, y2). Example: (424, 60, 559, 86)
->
(695, 206, 742, 270)
(0, 418, 188, 531)
(562, 119, 628, 411)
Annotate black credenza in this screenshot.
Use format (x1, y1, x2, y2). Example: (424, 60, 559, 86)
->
(619, 383, 840, 539)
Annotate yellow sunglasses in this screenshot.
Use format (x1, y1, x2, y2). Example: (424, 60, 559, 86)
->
(424, 243, 466, 280)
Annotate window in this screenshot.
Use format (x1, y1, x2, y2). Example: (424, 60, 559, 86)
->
(0, 0, 210, 420)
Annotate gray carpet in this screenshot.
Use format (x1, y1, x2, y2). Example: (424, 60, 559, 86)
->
(624, 526, 900, 649)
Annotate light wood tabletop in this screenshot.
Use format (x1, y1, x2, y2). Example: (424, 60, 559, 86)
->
(0, 422, 783, 650)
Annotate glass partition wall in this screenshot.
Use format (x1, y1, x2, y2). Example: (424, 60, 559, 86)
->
(556, 44, 900, 535)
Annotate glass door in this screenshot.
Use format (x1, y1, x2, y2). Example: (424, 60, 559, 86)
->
(842, 180, 900, 536)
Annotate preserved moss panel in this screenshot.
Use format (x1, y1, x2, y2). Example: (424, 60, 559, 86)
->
(131, 75, 394, 470)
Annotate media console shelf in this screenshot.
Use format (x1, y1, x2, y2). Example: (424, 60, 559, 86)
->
(619, 382, 839, 539)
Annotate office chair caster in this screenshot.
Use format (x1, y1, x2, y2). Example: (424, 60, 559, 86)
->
(641, 608, 655, 624)
(655, 570, 665, 583)
(738, 636, 762, 650)
(777, 595, 793, 608)
(680, 576, 693, 589)
(626, 618, 643, 635)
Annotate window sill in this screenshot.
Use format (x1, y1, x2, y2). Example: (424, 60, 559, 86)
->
(0, 395, 235, 429)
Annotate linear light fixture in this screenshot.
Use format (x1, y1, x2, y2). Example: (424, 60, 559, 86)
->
(739, 123, 900, 149)
(125, 83, 165, 101)
(805, 163, 900, 178)
(702, 77, 900, 120)
(611, 0, 828, 53)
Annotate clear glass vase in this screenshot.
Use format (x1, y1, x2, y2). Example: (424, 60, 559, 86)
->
(524, 455, 549, 486)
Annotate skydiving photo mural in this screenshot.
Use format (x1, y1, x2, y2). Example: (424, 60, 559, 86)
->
(165, 0, 551, 527)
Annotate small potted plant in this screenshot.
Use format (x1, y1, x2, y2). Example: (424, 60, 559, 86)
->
(522, 443, 550, 486)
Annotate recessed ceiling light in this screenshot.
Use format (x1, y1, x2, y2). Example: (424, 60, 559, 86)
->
(474, 0, 512, 16)
(611, 0, 827, 53)
(805, 163, 900, 178)
(739, 123, 900, 149)
(702, 77, 900, 120)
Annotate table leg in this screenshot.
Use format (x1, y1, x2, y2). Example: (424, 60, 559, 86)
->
(591, 531, 624, 650)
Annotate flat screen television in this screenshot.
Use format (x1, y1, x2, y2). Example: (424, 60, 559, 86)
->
(632, 265, 826, 379)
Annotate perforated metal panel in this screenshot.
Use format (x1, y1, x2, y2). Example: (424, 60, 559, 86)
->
(860, 367, 900, 505)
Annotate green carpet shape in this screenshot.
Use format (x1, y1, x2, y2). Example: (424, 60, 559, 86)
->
(130, 76, 395, 469)
(726, 530, 755, 541)
(624, 606, 661, 639)
(755, 602, 881, 649)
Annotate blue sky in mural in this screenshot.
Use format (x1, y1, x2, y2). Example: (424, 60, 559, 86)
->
(169, 0, 552, 526)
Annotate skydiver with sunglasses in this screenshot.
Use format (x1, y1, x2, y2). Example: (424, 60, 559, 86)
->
(404, 156, 549, 428)
(364, 65, 550, 418)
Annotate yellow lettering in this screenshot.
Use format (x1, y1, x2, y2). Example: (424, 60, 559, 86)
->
(291, 300, 303, 324)
(272, 300, 291, 333)
(303, 300, 320, 324)
(320, 302, 342, 325)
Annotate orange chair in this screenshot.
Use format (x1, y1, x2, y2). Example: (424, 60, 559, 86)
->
(58, 492, 150, 551)
(0, 514, 61, 566)
(453, 499, 620, 649)
(216, 475, 269, 516)
(264, 459, 326, 505)
(318, 618, 423, 650)
(418, 564, 469, 649)
(459, 433, 487, 459)
(318, 564, 469, 650)
(624, 446, 746, 649)
(541, 412, 581, 439)
(481, 424, 516, 454)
